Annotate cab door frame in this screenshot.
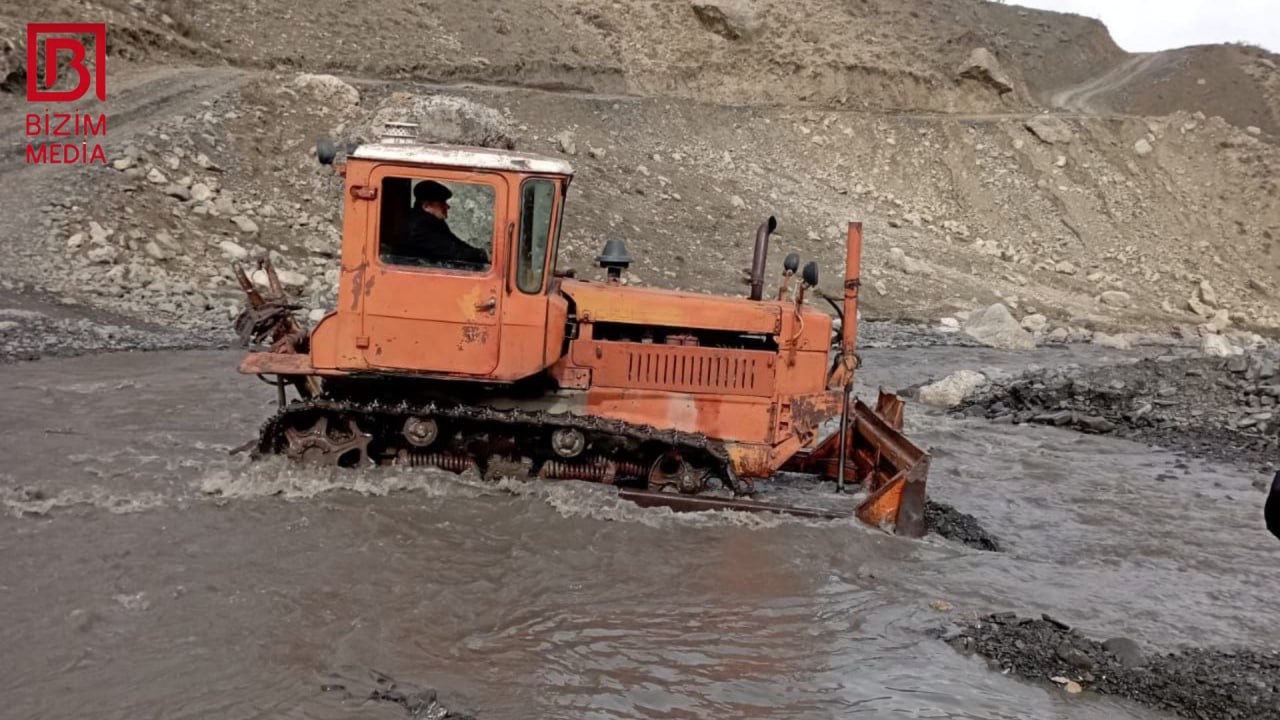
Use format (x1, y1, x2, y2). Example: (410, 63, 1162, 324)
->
(495, 175, 566, 379)
(360, 163, 510, 376)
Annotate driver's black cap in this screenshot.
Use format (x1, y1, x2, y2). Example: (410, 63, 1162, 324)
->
(414, 180, 452, 204)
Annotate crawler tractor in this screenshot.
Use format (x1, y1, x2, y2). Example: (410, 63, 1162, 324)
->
(233, 123, 931, 535)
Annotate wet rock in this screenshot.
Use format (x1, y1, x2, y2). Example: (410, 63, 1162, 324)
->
(956, 48, 1014, 95)
(1076, 415, 1116, 433)
(937, 614, 1280, 720)
(963, 303, 1035, 351)
(690, 0, 762, 41)
(958, 352, 1280, 473)
(925, 500, 1001, 551)
(1103, 638, 1146, 668)
(919, 370, 988, 408)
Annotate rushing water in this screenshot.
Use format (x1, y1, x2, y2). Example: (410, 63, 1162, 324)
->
(1, 348, 1276, 720)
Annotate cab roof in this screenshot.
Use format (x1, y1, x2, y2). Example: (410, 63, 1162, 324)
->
(351, 142, 575, 176)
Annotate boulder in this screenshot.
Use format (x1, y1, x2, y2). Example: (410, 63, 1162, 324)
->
(219, 240, 249, 260)
(1198, 280, 1218, 307)
(555, 130, 577, 156)
(689, 0, 761, 41)
(956, 48, 1014, 95)
(190, 183, 214, 202)
(87, 246, 118, 264)
(1099, 290, 1132, 308)
(919, 370, 988, 408)
(964, 303, 1035, 350)
(1020, 313, 1048, 333)
(351, 93, 517, 150)
(1201, 334, 1243, 357)
(888, 247, 928, 275)
(1092, 333, 1132, 350)
(1202, 309, 1232, 333)
(231, 215, 259, 234)
(275, 269, 308, 291)
(290, 73, 360, 108)
(1025, 117, 1073, 145)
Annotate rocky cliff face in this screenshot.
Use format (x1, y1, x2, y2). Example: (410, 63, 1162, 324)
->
(0, 0, 1276, 358)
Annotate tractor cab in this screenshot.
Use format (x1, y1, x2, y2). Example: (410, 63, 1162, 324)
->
(304, 124, 576, 381)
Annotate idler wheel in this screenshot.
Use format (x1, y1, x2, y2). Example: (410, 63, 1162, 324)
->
(402, 416, 439, 448)
(550, 428, 586, 459)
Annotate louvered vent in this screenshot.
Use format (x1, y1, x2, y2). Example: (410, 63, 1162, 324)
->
(622, 347, 769, 395)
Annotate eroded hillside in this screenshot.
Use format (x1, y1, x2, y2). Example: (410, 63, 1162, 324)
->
(0, 0, 1277, 355)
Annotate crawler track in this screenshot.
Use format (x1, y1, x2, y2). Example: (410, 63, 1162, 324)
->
(250, 397, 857, 520)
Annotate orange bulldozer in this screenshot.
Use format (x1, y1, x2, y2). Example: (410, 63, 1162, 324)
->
(232, 122, 931, 535)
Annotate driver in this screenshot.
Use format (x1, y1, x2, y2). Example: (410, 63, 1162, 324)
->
(401, 180, 489, 265)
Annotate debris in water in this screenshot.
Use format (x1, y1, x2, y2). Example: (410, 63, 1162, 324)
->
(935, 613, 1280, 720)
(925, 499, 1001, 551)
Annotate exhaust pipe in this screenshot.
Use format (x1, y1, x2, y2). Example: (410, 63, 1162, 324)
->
(749, 216, 777, 301)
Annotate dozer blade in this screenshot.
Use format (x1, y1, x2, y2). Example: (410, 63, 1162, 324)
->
(782, 391, 930, 536)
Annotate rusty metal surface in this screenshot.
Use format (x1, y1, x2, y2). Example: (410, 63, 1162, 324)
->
(562, 279, 783, 334)
(239, 352, 348, 377)
(580, 341, 776, 397)
(780, 390, 930, 537)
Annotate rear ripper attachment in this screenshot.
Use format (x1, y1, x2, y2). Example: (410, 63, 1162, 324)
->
(229, 127, 931, 536)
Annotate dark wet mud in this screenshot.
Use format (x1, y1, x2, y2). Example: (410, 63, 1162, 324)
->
(958, 349, 1280, 477)
(926, 499, 1001, 551)
(938, 613, 1280, 720)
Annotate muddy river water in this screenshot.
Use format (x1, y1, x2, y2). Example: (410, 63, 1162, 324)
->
(1, 347, 1277, 719)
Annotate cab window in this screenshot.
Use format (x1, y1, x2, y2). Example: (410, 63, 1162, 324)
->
(515, 179, 556, 293)
(378, 176, 495, 272)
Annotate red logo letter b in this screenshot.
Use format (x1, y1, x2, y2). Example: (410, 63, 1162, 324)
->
(26, 23, 107, 102)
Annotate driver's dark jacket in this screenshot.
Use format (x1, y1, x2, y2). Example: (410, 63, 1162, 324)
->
(390, 211, 488, 264)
